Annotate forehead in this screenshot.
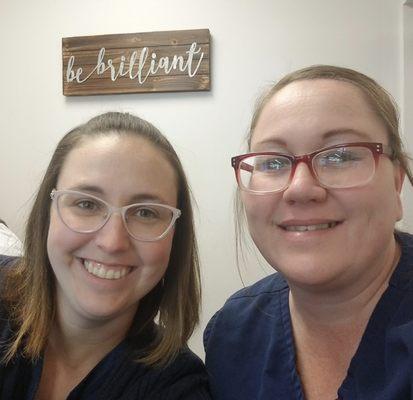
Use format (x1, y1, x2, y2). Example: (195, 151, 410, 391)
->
(56, 133, 178, 204)
(251, 79, 388, 151)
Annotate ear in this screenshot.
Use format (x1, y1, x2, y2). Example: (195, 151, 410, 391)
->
(393, 164, 405, 221)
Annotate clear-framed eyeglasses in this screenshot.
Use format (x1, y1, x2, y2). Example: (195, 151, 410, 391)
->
(231, 142, 393, 194)
(50, 189, 181, 242)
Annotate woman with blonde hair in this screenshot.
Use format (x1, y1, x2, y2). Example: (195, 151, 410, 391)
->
(205, 65, 413, 399)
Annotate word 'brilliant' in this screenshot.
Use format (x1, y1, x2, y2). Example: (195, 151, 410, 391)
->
(66, 42, 204, 84)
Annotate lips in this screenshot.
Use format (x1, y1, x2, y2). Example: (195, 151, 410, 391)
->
(82, 259, 133, 280)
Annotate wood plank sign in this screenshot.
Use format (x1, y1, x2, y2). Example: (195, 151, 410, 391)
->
(62, 29, 210, 96)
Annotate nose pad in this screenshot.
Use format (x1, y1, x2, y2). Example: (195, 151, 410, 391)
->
(283, 162, 327, 203)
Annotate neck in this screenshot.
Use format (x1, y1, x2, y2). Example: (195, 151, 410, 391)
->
(289, 237, 400, 332)
(47, 304, 137, 369)
(288, 238, 401, 400)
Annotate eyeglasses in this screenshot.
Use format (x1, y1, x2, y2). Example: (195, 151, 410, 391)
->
(231, 142, 393, 194)
(50, 189, 181, 242)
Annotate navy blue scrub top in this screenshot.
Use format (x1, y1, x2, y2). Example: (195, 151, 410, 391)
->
(204, 232, 413, 399)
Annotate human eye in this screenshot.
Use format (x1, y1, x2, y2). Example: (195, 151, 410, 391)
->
(63, 194, 103, 215)
(255, 156, 290, 173)
(129, 205, 161, 221)
(318, 148, 362, 167)
(76, 199, 97, 210)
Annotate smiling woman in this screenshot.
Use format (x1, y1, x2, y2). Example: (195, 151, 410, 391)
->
(0, 112, 211, 400)
(204, 65, 413, 400)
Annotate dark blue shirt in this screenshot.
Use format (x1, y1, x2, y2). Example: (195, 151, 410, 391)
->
(0, 342, 211, 400)
(0, 256, 211, 400)
(204, 232, 413, 399)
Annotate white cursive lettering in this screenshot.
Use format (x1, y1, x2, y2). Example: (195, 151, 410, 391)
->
(66, 42, 205, 85)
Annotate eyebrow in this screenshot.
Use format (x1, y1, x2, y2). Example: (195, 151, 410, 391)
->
(254, 128, 373, 148)
(322, 128, 372, 141)
(66, 185, 168, 204)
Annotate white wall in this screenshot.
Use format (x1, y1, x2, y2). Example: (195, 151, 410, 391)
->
(0, 0, 411, 357)
(402, 1, 413, 230)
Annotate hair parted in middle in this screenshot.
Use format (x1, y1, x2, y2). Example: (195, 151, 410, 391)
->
(2, 111, 201, 367)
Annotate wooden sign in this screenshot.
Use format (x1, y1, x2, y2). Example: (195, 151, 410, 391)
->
(62, 29, 210, 96)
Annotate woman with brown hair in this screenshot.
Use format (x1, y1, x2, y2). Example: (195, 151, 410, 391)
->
(204, 65, 413, 399)
(0, 112, 210, 399)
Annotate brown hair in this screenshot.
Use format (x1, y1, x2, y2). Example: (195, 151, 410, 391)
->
(2, 112, 201, 366)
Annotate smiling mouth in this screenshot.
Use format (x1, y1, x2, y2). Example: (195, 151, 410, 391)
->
(82, 259, 133, 280)
(282, 222, 340, 232)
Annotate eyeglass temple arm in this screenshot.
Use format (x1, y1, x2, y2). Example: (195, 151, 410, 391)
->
(382, 144, 394, 158)
(239, 161, 254, 173)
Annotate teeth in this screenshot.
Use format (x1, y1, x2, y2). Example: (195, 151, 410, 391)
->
(285, 222, 337, 232)
(83, 259, 131, 280)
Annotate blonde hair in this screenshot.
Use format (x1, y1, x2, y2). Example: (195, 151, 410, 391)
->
(235, 65, 412, 272)
(2, 112, 201, 367)
(248, 65, 412, 184)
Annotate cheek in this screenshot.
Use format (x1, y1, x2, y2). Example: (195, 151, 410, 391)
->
(242, 193, 280, 229)
(47, 209, 87, 264)
(136, 237, 174, 269)
(338, 179, 401, 232)
(374, 163, 404, 220)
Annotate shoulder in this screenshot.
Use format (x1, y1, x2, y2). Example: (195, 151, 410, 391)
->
(0, 256, 19, 335)
(0, 255, 19, 268)
(390, 232, 413, 290)
(396, 231, 413, 250)
(203, 274, 294, 399)
(0, 255, 19, 293)
(204, 273, 288, 349)
(206, 272, 286, 325)
(0, 258, 16, 349)
(225, 272, 287, 301)
(340, 233, 413, 398)
(398, 231, 413, 274)
(128, 347, 211, 400)
(78, 343, 211, 400)
(156, 348, 209, 389)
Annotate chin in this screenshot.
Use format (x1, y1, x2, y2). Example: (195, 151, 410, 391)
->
(271, 254, 342, 288)
(78, 299, 136, 322)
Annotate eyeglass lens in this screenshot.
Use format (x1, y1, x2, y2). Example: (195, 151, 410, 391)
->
(239, 146, 376, 192)
(56, 192, 175, 240)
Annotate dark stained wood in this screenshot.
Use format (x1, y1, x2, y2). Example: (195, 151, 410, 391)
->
(63, 29, 209, 51)
(62, 44, 209, 66)
(62, 29, 211, 96)
(63, 75, 210, 96)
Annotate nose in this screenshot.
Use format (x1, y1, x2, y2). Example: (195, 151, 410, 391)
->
(282, 162, 327, 204)
(94, 213, 131, 253)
